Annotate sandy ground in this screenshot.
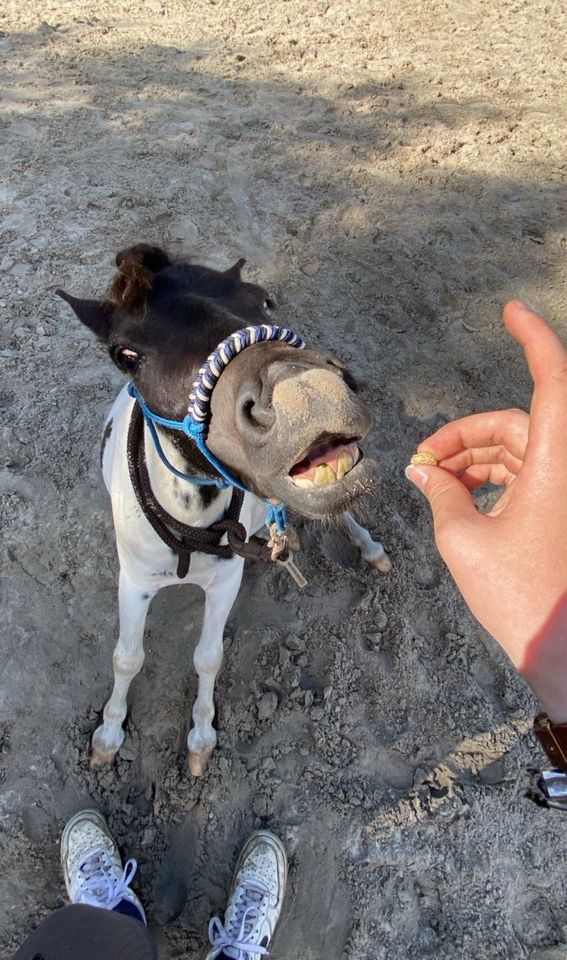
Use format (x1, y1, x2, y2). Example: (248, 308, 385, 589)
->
(1, 1, 567, 957)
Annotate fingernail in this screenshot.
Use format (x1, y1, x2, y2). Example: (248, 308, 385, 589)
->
(405, 464, 428, 488)
(516, 299, 537, 313)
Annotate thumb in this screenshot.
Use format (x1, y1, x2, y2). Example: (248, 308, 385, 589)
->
(405, 464, 478, 538)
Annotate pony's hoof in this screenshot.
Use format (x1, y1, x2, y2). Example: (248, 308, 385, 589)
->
(90, 747, 117, 768)
(90, 727, 121, 767)
(187, 748, 213, 777)
(369, 551, 392, 574)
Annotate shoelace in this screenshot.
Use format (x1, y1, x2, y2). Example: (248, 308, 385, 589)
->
(76, 851, 138, 910)
(208, 878, 271, 958)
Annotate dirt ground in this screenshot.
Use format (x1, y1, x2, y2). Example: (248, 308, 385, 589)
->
(1, 0, 567, 957)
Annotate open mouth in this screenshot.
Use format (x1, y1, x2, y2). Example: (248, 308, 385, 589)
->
(289, 436, 361, 488)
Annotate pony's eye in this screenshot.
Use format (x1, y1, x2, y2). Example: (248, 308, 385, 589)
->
(263, 298, 275, 312)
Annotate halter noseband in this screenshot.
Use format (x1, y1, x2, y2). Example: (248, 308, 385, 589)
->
(127, 323, 306, 532)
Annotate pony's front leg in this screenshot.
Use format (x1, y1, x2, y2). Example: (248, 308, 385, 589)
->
(187, 557, 244, 777)
(91, 569, 155, 766)
(341, 511, 392, 573)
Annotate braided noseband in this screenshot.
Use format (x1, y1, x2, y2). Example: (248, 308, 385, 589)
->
(188, 323, 305, 422)
(127, 323, 306, 534)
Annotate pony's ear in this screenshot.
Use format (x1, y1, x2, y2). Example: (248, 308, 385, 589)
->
(224, 257, 246, 284)
(109, 243, 171, 310)
(55, 289, 114, 341)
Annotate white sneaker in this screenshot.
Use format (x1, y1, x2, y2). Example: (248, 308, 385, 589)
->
(61, 808, 146, 924)
(207, 830, 288, 959)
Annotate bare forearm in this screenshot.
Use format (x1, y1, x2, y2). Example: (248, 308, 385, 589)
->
(520, 593, 567, 723)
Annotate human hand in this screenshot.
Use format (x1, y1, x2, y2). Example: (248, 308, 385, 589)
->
(405, 300, 567, 721)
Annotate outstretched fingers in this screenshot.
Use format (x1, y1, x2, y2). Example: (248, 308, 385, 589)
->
(504, 300, 567, 387)
(503, 300, 567, 477)
(417, 409, 529, 465)
(455, 463, 520, 491)
(439, 444, 524, 480)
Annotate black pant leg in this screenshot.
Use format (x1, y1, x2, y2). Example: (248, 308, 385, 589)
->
(11, 903, 158, 960)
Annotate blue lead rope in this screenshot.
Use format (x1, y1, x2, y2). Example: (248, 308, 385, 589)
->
(127, 323, 306, 534)
(127, 384, 226, 488)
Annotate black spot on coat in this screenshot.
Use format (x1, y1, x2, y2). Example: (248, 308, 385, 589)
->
(100, 419, 113, 467)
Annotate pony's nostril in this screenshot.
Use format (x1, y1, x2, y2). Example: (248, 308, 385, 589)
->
(243, 397, 256, 423)
(237, 385, 275, 432)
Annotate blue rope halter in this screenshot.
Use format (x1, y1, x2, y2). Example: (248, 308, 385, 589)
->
(127, 323, 306, 533)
